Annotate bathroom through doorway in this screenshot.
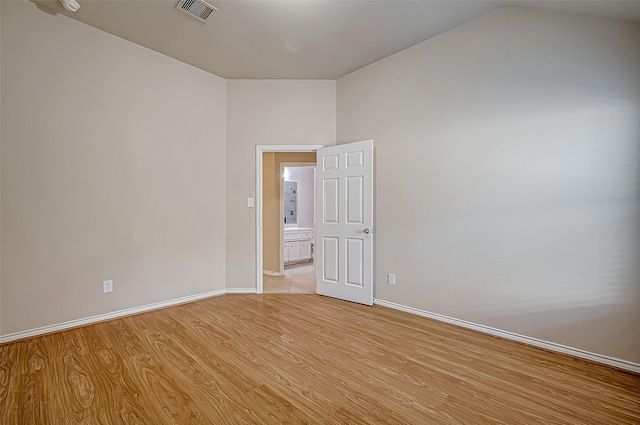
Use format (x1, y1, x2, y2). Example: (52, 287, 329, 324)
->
(258, 148, 318, 294)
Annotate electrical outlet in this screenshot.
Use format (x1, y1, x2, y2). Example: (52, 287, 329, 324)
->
(103, 280, 113, 293)
(388, 273, 396, 285)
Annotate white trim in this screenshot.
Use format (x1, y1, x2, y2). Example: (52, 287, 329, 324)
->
(225, 287, 258, 294)
(263, 270, 285, 277)
(0, 289, 252, 344)
(255, 145, 322, 296)
(374, 298, 640, 374)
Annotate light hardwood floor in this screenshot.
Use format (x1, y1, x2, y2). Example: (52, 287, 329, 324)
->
(1, 294, 639, 424)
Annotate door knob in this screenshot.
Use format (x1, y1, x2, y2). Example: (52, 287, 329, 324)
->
(363, 228, 371, 234)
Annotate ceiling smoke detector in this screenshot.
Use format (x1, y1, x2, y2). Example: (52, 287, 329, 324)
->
(60, 0, 80, 12)
(176, 0, 218, 22)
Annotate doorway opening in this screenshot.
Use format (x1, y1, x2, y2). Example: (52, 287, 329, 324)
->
(255, 145, 322, 294)
(272, 163, 317, 294)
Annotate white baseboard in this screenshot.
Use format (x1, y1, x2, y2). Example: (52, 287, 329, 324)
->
(6, 291, 636, 375)
(263, 270, 284, 277)
(374, 299, 640, 374)
(0, 288, 244, 344)
(225, 288, 258, 294)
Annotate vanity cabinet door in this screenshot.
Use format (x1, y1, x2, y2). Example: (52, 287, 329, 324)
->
(288, 241, 301, 262)
(284, 242, 290, 262)
(300, 241, 311, 260)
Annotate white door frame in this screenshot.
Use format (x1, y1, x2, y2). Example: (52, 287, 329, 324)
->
(255, 145, 323, 294)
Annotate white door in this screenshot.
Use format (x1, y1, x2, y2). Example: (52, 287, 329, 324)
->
(315, 140, 373, 305)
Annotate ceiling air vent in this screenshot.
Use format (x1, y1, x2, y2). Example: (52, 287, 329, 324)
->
(176, 0, 218, 22)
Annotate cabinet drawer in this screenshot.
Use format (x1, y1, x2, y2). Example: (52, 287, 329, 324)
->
(284, 231, 302, 241)
(301, 231, 313, 239)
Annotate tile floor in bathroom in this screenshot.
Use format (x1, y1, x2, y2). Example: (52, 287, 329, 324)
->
(263, 261, 316, 294)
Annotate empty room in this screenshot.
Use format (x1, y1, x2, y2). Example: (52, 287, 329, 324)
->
(1, 0, 640, 423)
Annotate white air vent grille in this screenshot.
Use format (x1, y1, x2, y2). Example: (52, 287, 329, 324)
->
(176, 0, 217, 22)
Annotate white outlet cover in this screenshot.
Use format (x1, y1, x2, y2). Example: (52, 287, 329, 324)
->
(388, 273, 396, 285)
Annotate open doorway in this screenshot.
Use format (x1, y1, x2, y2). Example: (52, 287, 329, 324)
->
(256, 140, 374, 303)
(255, 145, 322, 294)
(274, 164, 316, 293)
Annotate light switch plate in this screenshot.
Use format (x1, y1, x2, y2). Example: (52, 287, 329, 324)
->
(247, 197, 255, 208)
(103, 280, 113, 293)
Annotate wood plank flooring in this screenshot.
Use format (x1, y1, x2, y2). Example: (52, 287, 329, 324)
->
(1, 294, 639, 424)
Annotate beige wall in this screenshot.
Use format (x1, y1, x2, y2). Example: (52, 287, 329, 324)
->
(337, 8, 640, 363)
(1, 1, 227, 334)
(262, 153, 278, 272)
(263, 153, 316, 273)
(226, 80, 335, 288)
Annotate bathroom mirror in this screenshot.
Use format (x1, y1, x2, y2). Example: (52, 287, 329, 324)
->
(284, 181, 297, 225)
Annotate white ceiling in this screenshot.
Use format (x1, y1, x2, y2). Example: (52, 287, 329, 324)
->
(31, 0, 640, 79)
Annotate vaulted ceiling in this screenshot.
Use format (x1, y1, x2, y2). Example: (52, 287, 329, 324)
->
(31, 0, 640, 79)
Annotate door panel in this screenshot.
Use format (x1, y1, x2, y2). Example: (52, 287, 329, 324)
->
(323, 237, 340, 283)
(346, 176, 364, 224)
(346, 238, 364, 287)
(316, 140, 373, 305)
(346, 150, 364, 168)
(323, 178, 339, 223)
